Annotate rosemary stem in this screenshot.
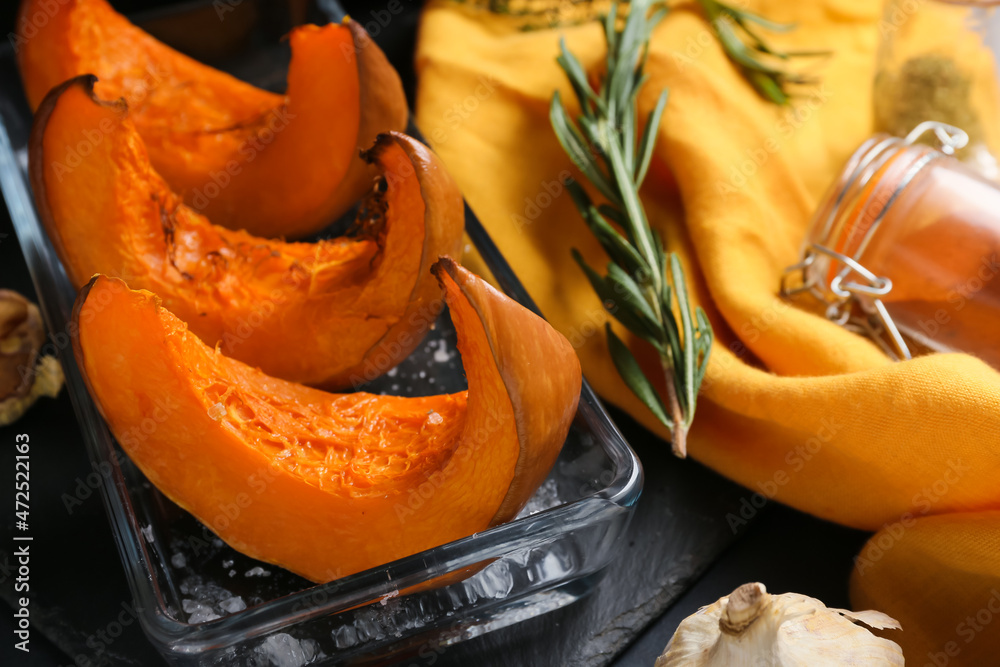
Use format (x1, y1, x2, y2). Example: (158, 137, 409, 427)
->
(650, 281, 687, 455)
(661, 353, 688, 457)
(605, 134, 662, 295)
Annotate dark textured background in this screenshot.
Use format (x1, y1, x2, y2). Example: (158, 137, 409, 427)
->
(0, 1, 870, 665)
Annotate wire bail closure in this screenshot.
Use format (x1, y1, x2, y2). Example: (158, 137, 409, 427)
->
(780, 121, 969, 361)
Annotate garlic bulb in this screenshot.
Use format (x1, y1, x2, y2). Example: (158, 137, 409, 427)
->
(656, 583, 904, 666)
(0, 290, 63, 426)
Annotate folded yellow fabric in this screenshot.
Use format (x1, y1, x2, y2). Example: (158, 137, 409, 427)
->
(415, 0, 1000, 662)
(851, 511, 1000, 665)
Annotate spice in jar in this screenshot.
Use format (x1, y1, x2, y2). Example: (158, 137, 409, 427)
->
(783, 122, 1000, 369)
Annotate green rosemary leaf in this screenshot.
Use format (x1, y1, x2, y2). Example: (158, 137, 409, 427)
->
(725, 5, 796, 33)
(578, 115, 606, 156)
(747, 69, 789, 105)
(646, 7, 668, 35)
(597, 226, 645, 277)
(567, 184, 644, 273)
(696, 0, 824, 105)
(631, 71, 650, 108)
(658, 277, 683, 376)
(780, 49, 833, 59)
(573, 250, 661, 344)
(730, 16, 829, 63)
(597, 202, 643, 257)
(609, 4, 645, 113)
(661, 280, 672, 325)
(550, 94, 618, 201)
(606, 263, 662, 333)
(728, 16, 783, 57)
(650, 227, 668, 297)
(604, 3, 619, 61)
(557, 39, 604, 116)
(572, 249, 616, 304)
(712, 18, 774, 73)
(694, 306, 713, 386)
(597, 203, 626, 227)
(635, 89, 668, 184)
(606, 324, 673, 428)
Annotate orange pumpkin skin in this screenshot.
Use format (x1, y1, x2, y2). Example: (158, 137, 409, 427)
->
(73, 262, 582, 582)
(17, 0, 407, 239)
(30, 76, 463, 389)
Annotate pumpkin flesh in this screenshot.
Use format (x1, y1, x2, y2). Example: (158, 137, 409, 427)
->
(31, 77, 463, 388)
(73, 262, 581, 582)
(18, 0, 407, 238)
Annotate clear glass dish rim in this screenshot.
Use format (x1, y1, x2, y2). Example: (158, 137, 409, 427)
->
(0, 28, 643, 656)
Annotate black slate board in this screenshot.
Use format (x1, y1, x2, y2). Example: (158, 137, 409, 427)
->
(616, 508, 871, 667)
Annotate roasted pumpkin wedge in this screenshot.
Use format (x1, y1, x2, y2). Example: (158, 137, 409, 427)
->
(17, 0, 407, 239)
(31, 76, 463, 389)
(73, 261, 582, 582)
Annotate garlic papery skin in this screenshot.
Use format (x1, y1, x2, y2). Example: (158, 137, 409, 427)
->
(656, 583, 904, 666)
(0, 290, 63, 426)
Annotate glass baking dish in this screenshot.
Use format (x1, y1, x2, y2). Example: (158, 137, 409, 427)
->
(0, 1, 643, 664)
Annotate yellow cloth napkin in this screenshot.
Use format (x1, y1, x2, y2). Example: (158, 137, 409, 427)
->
(415, 0, 1000, 662)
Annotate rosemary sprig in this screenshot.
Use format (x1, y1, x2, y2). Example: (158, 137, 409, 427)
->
(549, 0, 712, 457)
(463, 0, 822, 105)
(695, 0, 828, 105)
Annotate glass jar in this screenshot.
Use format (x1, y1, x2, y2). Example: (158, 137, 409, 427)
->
(875, 0, 1000, 179)
(783, 122, 1000, 369)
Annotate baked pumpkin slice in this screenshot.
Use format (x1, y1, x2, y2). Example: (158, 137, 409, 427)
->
(73, 260, 582, 583)
(17, 0, 407, 239)
(30, 75, 462, 389)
